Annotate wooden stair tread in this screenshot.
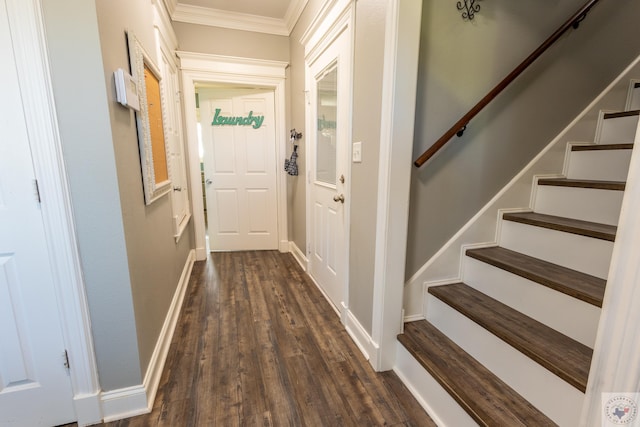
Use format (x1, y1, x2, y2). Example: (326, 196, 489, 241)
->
(428, 283, 592, 392)
(603, 110, 640, 119)
(466, 246, 605, 307)
(399, 320, 557, 426)
(503, 212, 616, 241)
(571, 143, 633, 151)
(537, 178, 625, 191)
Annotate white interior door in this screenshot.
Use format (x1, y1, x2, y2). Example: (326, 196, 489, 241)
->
(199, 89, 278, 251)
(307, 30, 351, 312)
(0, 2, 76, 424)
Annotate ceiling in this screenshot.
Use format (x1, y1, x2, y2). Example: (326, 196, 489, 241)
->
(166, 0, 308, 36)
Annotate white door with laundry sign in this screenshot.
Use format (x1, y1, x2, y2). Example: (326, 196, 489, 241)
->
(199, 89, 279, 251)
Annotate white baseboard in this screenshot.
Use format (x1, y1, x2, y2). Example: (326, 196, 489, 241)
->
(100, 250, 196, 423)
(344, 307, 379, 365)
(289, 241, 308, 271)
(143, 249, 195, 408)
(195, 246, 207, 261)
(100, 385, 149, 423)
(74, 392, 102, 427)
(403, 313, 425, 323)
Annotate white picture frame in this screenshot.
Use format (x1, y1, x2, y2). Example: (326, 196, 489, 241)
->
(127, 31, 172, 205)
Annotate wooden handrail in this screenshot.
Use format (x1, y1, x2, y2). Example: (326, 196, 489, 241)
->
(414, 0, 602, 168)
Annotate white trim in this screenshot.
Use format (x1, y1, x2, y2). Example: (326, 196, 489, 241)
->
(171, 0, 310, 36)
(6, 1, 102, 425)
(178, 52, 289, 261)
(580, 108, 640, 425)
(99, 250, 195, 423)
(344, 307, 379, 362)
(173, 3, 289, 36)
(370, 0, 422, 372)
(299, 0, 341, 47)
(100, 386, 149, 423)
(153, 0, 178, 50)
(625, 79, 640, 111)
(143, 250, 195, 410)
(289, 241, 308, 271)
(403, 313, 425, 323)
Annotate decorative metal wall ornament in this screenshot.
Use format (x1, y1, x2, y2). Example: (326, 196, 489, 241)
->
(457, 0, 481, 20)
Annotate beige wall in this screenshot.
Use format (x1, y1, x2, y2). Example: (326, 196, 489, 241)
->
(43, 0, 195, 392)
(173, 22, 290, 62)
(41, 0, 142, 391)
(94, 0, 194, 380)
(348, 0, 387, 333)
(406, 0, 640, 278)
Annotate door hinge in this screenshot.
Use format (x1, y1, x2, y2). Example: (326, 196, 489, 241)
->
(33, 179, 41, 203)
(63, 350, 70, 370)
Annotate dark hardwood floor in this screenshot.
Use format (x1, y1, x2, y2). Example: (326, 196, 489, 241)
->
(99, 251, 434, 427)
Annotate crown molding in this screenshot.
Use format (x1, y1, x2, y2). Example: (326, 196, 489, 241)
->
(171, 0, 309, 36)
(172, 3, 288, 36)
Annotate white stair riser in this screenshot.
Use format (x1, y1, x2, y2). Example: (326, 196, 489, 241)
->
(534, 186, 624, 226)
(566, 148, 632, 181)
(598, 115, 639, 144)
(499, 220, 613, 279)
(395, 345, 478, 427)
(426, 296, 584, 426)
(463, 257, 601, 348)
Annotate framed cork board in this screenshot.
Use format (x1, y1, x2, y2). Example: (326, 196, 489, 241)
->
(127, 31, 171, 205)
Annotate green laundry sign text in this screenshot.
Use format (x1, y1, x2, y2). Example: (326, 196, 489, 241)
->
(211, 108, 264, 129)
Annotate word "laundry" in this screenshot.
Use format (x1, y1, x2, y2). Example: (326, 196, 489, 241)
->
(211, 108, 265, 129)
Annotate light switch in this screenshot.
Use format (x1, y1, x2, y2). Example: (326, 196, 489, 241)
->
(352, 141, 362, 163)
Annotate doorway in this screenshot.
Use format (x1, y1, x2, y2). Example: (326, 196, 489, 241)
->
(179, 53, 289, 260)
(305, 25, 353, 314)
(198, 87, 279, 251)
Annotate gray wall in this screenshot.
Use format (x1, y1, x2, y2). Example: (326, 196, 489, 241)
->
(348, 0, 387, 334)
(42, 0, 195, 392)
(173, 22, 290, 62)
(41, 0, 142, 391)
(407, 0, 640, 278)
(94, 0, 194, 378)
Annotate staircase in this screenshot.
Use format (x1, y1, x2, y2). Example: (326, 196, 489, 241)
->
(397, 81, 640, 426)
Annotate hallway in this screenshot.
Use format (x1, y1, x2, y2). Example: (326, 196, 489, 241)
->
(102, 251, 434, 426)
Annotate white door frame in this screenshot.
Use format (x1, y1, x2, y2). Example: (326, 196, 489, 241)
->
(302, 0, 355, 323)
(178, 52, 289, 260)
(6, 0, 101, 424)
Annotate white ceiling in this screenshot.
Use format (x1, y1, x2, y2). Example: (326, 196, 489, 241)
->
(167, 0, 309, 36)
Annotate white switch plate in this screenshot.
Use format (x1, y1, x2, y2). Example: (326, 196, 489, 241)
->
(353, 141, 362, 163)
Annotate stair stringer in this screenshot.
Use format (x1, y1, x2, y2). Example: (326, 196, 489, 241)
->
(403, 56, 640, 321)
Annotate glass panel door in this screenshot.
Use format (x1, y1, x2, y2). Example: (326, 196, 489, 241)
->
(315, 64, 338, 185)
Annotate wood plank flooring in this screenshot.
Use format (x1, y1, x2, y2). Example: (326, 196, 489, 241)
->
(99, 251, 434, 427)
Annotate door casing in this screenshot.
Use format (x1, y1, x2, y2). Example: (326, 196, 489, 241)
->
(179, 53, 289, 260)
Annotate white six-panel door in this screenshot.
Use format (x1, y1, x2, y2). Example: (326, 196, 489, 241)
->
(200, 90, 279, 251)
(0, 1, 76, 424)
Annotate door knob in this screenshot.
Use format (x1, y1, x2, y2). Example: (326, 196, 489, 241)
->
(173, 186, 182, 191)
(205, 179, 212, 185)
(333, 194, 345, 203)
